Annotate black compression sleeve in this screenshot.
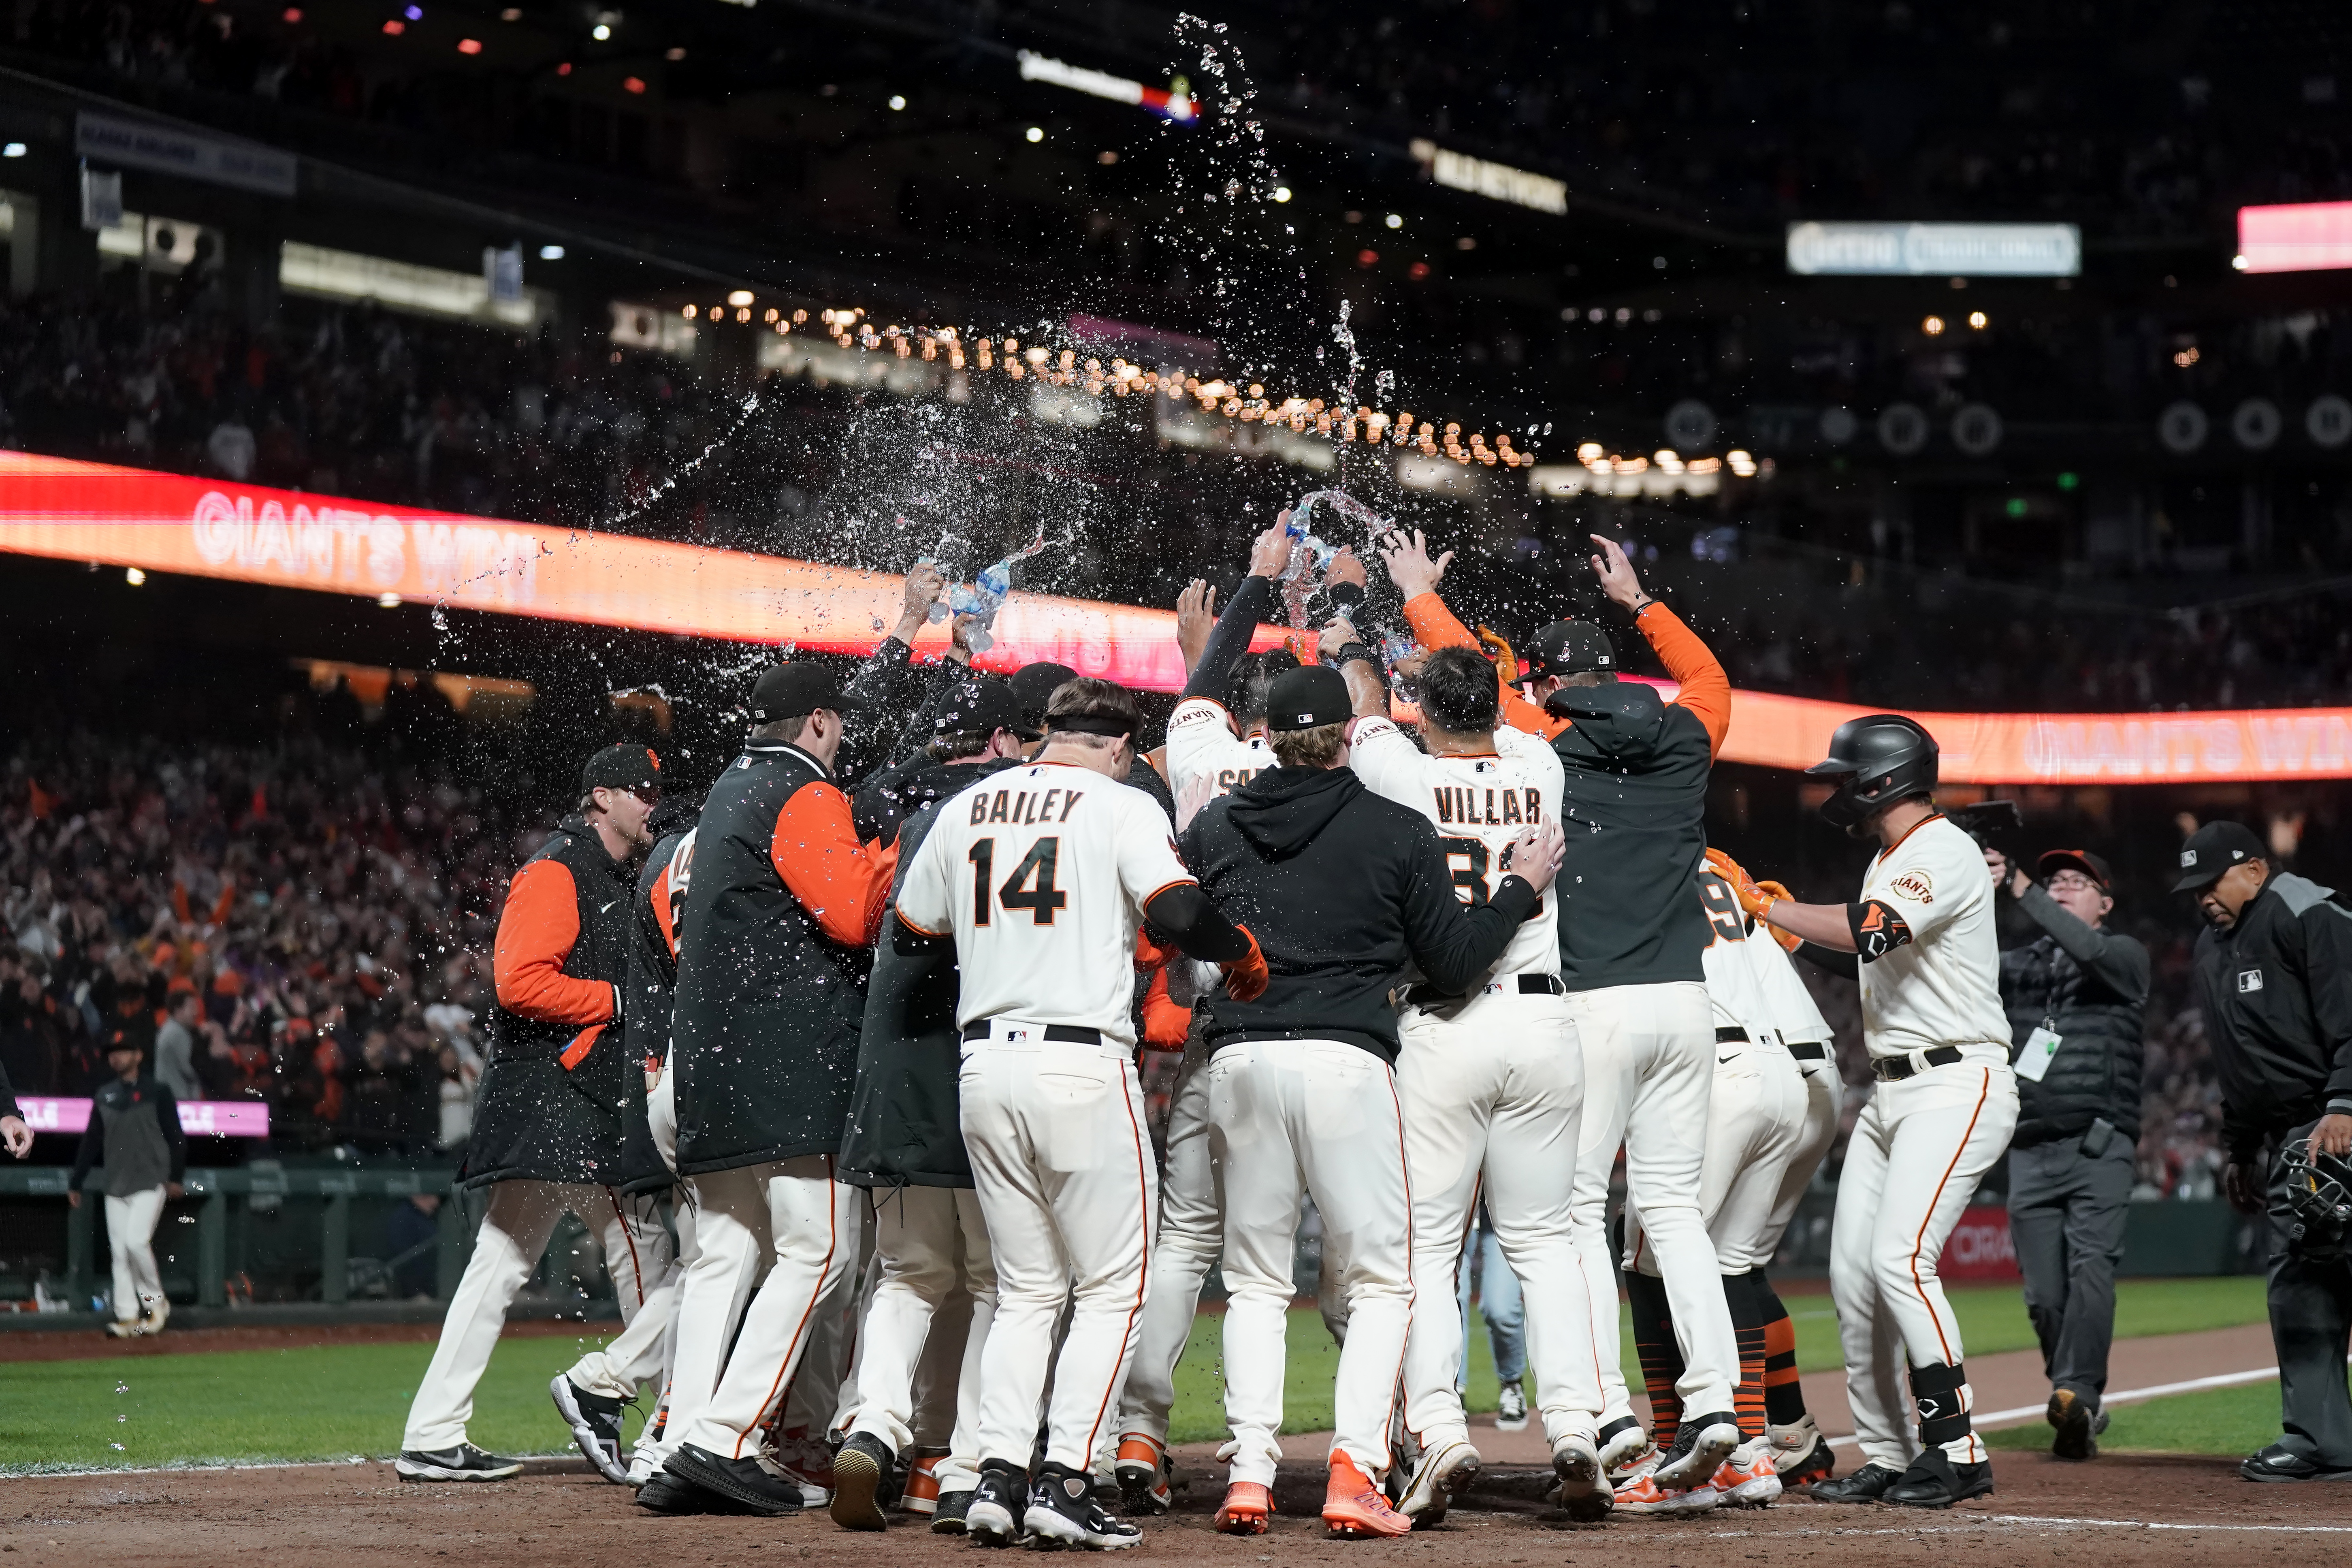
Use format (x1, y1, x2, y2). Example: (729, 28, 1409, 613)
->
(1181, 575, 1275, 702)
(1143, 883, 1254, 962)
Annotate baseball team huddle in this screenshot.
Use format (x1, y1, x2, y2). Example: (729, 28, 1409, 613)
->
(391, 519, 2026, 1544)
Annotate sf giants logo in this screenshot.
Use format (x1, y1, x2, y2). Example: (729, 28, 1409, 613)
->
(1888, 868, 1934, 904)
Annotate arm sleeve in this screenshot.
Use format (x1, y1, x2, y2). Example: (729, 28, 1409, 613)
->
(1400, 593, 1564, 738)
(1181, 574, 1275, 702)
(1397, 817, 1541, 993)
(854, 752, 934, 848)
(154, 1086, 186, 1183)
(2297, 905, 2352, 1112)
(2016, 884, 2151, 1005)
(1796, 942, 1861, 981)
(493, 860, 617, 1026)
(1633, 602, 1729, 757)
(772, 781, 901, 947)
(1142, 883, 1253, 963)
(892, 821, 954, 939)
(840, 634, 916, 712)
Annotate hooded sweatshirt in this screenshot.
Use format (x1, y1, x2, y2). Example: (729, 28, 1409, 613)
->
(1181, 765, 1540, 1061)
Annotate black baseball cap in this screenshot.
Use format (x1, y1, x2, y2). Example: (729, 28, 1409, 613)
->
(1265, 666, 1351, 732)
(748, 661, 870, 724)
(2173, 821, 2266, 893)
(1010, 662, 1079, 725)
(2036, 848, 2113, 890)
(582, 743, 662, 795)
(1519, 619, 1616, 681)
(935, 678, 1038, 741)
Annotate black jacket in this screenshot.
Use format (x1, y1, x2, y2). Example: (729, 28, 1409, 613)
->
(615, 817, 696, 1193)
(1548, 679, 1713, 991)
(1998, 885, 2149, 1148)
(1181, 766, 1539, 1062)
(671, 740, 893, 1176)
(838, 757, 1027, 1190)
(465, 816, 636, 1188)
(2193, 872, 2352, 1161)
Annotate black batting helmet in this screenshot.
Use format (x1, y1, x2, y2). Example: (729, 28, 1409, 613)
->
(1806, 714, 1939, 836)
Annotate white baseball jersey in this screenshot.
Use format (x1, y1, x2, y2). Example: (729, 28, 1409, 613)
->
(1744, 920, 1837, 1072)
(1855, 813, 2008, 1058)
(1348, 715, 1564, 983)
(895, 761, 1193, 1048)
(1695, 868, 1774, 1039)
(1165, 696, 1275, 800)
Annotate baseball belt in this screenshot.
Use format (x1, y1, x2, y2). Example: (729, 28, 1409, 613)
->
(1784, 1039, 1828, 1062)
(961, 1022, 1102, 1045)
(1406, 973, 1566, 1008)
(1871, 1045, 1962, 1082)
(1715, 1026, 1748, 1043)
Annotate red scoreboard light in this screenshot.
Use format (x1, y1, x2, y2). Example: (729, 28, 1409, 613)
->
(2236, 201, 2352, 274)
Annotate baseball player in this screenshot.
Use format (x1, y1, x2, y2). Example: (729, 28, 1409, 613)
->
(554, 792, 703, 1485)
(1613, 862, 1808, 1514)
(1716, 714, 2019, 1508)
(399, 744, 675, 1482)
(1182, 665, 1565, 1540)
(1383, 529, 1744, 1497)
(1329, 636, 1610, 1524)
(894, 677, 1269, 1550)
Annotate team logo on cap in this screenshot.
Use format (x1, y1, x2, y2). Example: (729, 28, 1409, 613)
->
(2179, 850, 2197, 868)
(646, 749, 661, 772)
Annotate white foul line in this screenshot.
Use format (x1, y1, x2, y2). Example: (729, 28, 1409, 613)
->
(1828, 1361, 2286, 1448)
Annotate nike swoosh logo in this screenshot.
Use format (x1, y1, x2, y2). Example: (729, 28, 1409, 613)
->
(601, 901, 618, 913)
(1719, 1053, 1736, 1064)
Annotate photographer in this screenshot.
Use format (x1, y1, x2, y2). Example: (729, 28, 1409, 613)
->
(1987, 848, 2148, 1462)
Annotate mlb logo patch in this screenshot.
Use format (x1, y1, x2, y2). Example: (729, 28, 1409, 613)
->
(2238, 969, 2265, 993)
(2179, 850, 2197, 868)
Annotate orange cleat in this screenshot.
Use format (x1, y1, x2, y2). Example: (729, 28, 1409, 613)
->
(901, 1454, 943, 1516)
(1214, 1481, 1273, 1535)
(1322, 1453, 1412, 1538)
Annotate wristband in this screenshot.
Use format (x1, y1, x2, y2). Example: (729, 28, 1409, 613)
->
(1328, 641, 1379, 670)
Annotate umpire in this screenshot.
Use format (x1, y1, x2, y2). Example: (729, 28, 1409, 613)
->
(1990, 848, 2148, 1462)
(2176, 819, 2352, 1482)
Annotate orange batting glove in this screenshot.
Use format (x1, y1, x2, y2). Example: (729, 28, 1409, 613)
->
(1134, 928, 1179, 972)
(1754, 880, 1804, 950)
(1704, 847, 1779, 921)
(1221, 925, 1270, 1003)
(1140, 967, 1191, 1049)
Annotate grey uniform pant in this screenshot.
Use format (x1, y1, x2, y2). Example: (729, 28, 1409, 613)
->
(2265, 1120, 2352, 1468)
(2006, 1139, 2134, 1405)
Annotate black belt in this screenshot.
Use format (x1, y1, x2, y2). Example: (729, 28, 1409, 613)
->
(961, 1022, 1102, 1045)
(1716, 1026, 1748, 1043)
(1409, 973, 1565, 1007)
(1785, 1039, 1827, 1062)
(1872, 1045, 1962, 1082)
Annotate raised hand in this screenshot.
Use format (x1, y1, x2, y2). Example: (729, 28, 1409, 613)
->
(1176, 578, 1218, 675)
(1247, 516, 1295, 580)
(1377, 528, 1454, 601)
(896, 558, 947, 641)
(1587, 533, 1648, 610)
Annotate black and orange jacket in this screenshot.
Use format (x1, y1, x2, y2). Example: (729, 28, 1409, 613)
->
(671, 740, 899, 1176)
(463, 814, 637, 1188)
(1406, 591, 1730, 992)
(615, 816, 697, 1194)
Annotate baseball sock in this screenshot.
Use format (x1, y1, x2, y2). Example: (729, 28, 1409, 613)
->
(1725, 1270, 1769, 1442)
(1623, 1267, 1683, 1452)
(1757, 1273, 1808, 1429)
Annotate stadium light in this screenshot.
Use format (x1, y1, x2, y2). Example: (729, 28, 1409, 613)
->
(1384, 213, 1404, 229)
(1968, 311, 1988, 329)
(0, 143, 23, 158)
(125, 566, 146, 586)
(538, 244, 564, 260)
(1025, 126, 1044, 143)
(889, 95, 906, 110)
(592, 22, 610, 40)
(2236, 201, 2352, 273)
(1922, 315, 1946, 335)
(1272, 186, 1292, 203)
(457, 37, 481, 54)
(726, 289, 754, 307)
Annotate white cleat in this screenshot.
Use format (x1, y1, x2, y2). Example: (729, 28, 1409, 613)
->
(1551, 1434, 1612, 1523)
(1397, 1438, 1482, 1525)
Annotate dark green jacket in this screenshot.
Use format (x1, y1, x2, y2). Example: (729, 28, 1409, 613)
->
(1998, 884, 2149, 1148)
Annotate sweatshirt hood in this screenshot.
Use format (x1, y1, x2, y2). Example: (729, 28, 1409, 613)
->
(1226, 766, 1362, 857)
(1545, 678, 1670, 760)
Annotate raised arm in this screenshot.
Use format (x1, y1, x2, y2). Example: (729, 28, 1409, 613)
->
(1180, 525, 1288, 703)
(1588, 534, 1729, 757)
(1381, 529, 1563, 737)
(2014, 881, 2151, 1005)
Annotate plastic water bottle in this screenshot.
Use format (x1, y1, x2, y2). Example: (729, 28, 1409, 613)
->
(945, 557, 1014, 653)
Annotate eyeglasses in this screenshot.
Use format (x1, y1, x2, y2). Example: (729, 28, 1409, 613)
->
(2044, 872, 2103, 894)
(627, 784, 662, 806)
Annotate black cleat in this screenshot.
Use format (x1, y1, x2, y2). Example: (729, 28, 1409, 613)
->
(830, 1432, 895, 1532)
(1882, 1451, 1994, 1508)
(635, 1468, 751, 1515)
(1024, 1461, 1143, 1550)
(1779, 1435, 1837, 1487)
(965, 1459, 1029, 1548)
(1651, 1409, 1740, 1491)
(394, 1443, 522, 1482)
(932, 1489, 977, 1534)
(1806, 1461, 1904, 1503)
(2241, 1444, 2352, 1483)
(550, 1376, 632, 1485)
(663, 1443, 806, 1516)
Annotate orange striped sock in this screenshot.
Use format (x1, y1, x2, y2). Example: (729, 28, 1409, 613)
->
(1760, 1278, 1807, 1427)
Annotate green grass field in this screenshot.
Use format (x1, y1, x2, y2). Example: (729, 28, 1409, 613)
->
(1985, 1377, 2284, 1458)
(0, 1276, 2274, 1474)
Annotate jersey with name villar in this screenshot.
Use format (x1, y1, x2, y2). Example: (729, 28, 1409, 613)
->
(1856, 813, 2009, 1058)
(1745, 922, 1835, 1071)
(894, 761, 1195, 1048)
(1349, 716, 1564, 983)
(1166, 696, 1277, 801)
(1695, 867, 1775, 1040)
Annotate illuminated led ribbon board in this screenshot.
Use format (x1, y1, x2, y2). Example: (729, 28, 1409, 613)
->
(6, 452, 2351, 782)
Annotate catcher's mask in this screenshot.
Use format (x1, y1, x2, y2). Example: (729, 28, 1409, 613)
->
(2282, 1136, 2352, 1254)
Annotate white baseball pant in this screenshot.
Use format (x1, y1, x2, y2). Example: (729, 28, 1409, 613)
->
(784, 1217, 869, 1437)
(960, 1025, 1156, 1474)
(404, 1179, 674, 1451)
(1566, 981, 1738, 1424)
(626, 1064, 699, 1471)
(1210, 1037, 1412, 1488)
(1116, 1030, 1219, 1449)
(104, 1185, 167, 1323)
(563, 1188, 682, 1401)
(1831, 1049, 2019, 1469)
(1396, 990, 1600, 1453)
(840, 1184, 997, 1492)
(1624, 1032, 1808, 1275)
(1759, 1057, 1843, 1259)
(672, 1156, 860, 1461)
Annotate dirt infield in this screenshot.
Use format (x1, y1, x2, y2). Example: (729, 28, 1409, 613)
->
(6, 1450, 2346, 1568)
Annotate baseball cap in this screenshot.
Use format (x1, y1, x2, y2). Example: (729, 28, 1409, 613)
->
(1519, 619, 1617, 681)
(934, 678, 1038, 741)
(1010, 662, 1079, 727)
(2036, 848, 2113, 890)
(581, 743, 662, 795)
(748, 661, 869, 724)
(1265, 666, 1351, 732)
(2173, 821, 2266, 893)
